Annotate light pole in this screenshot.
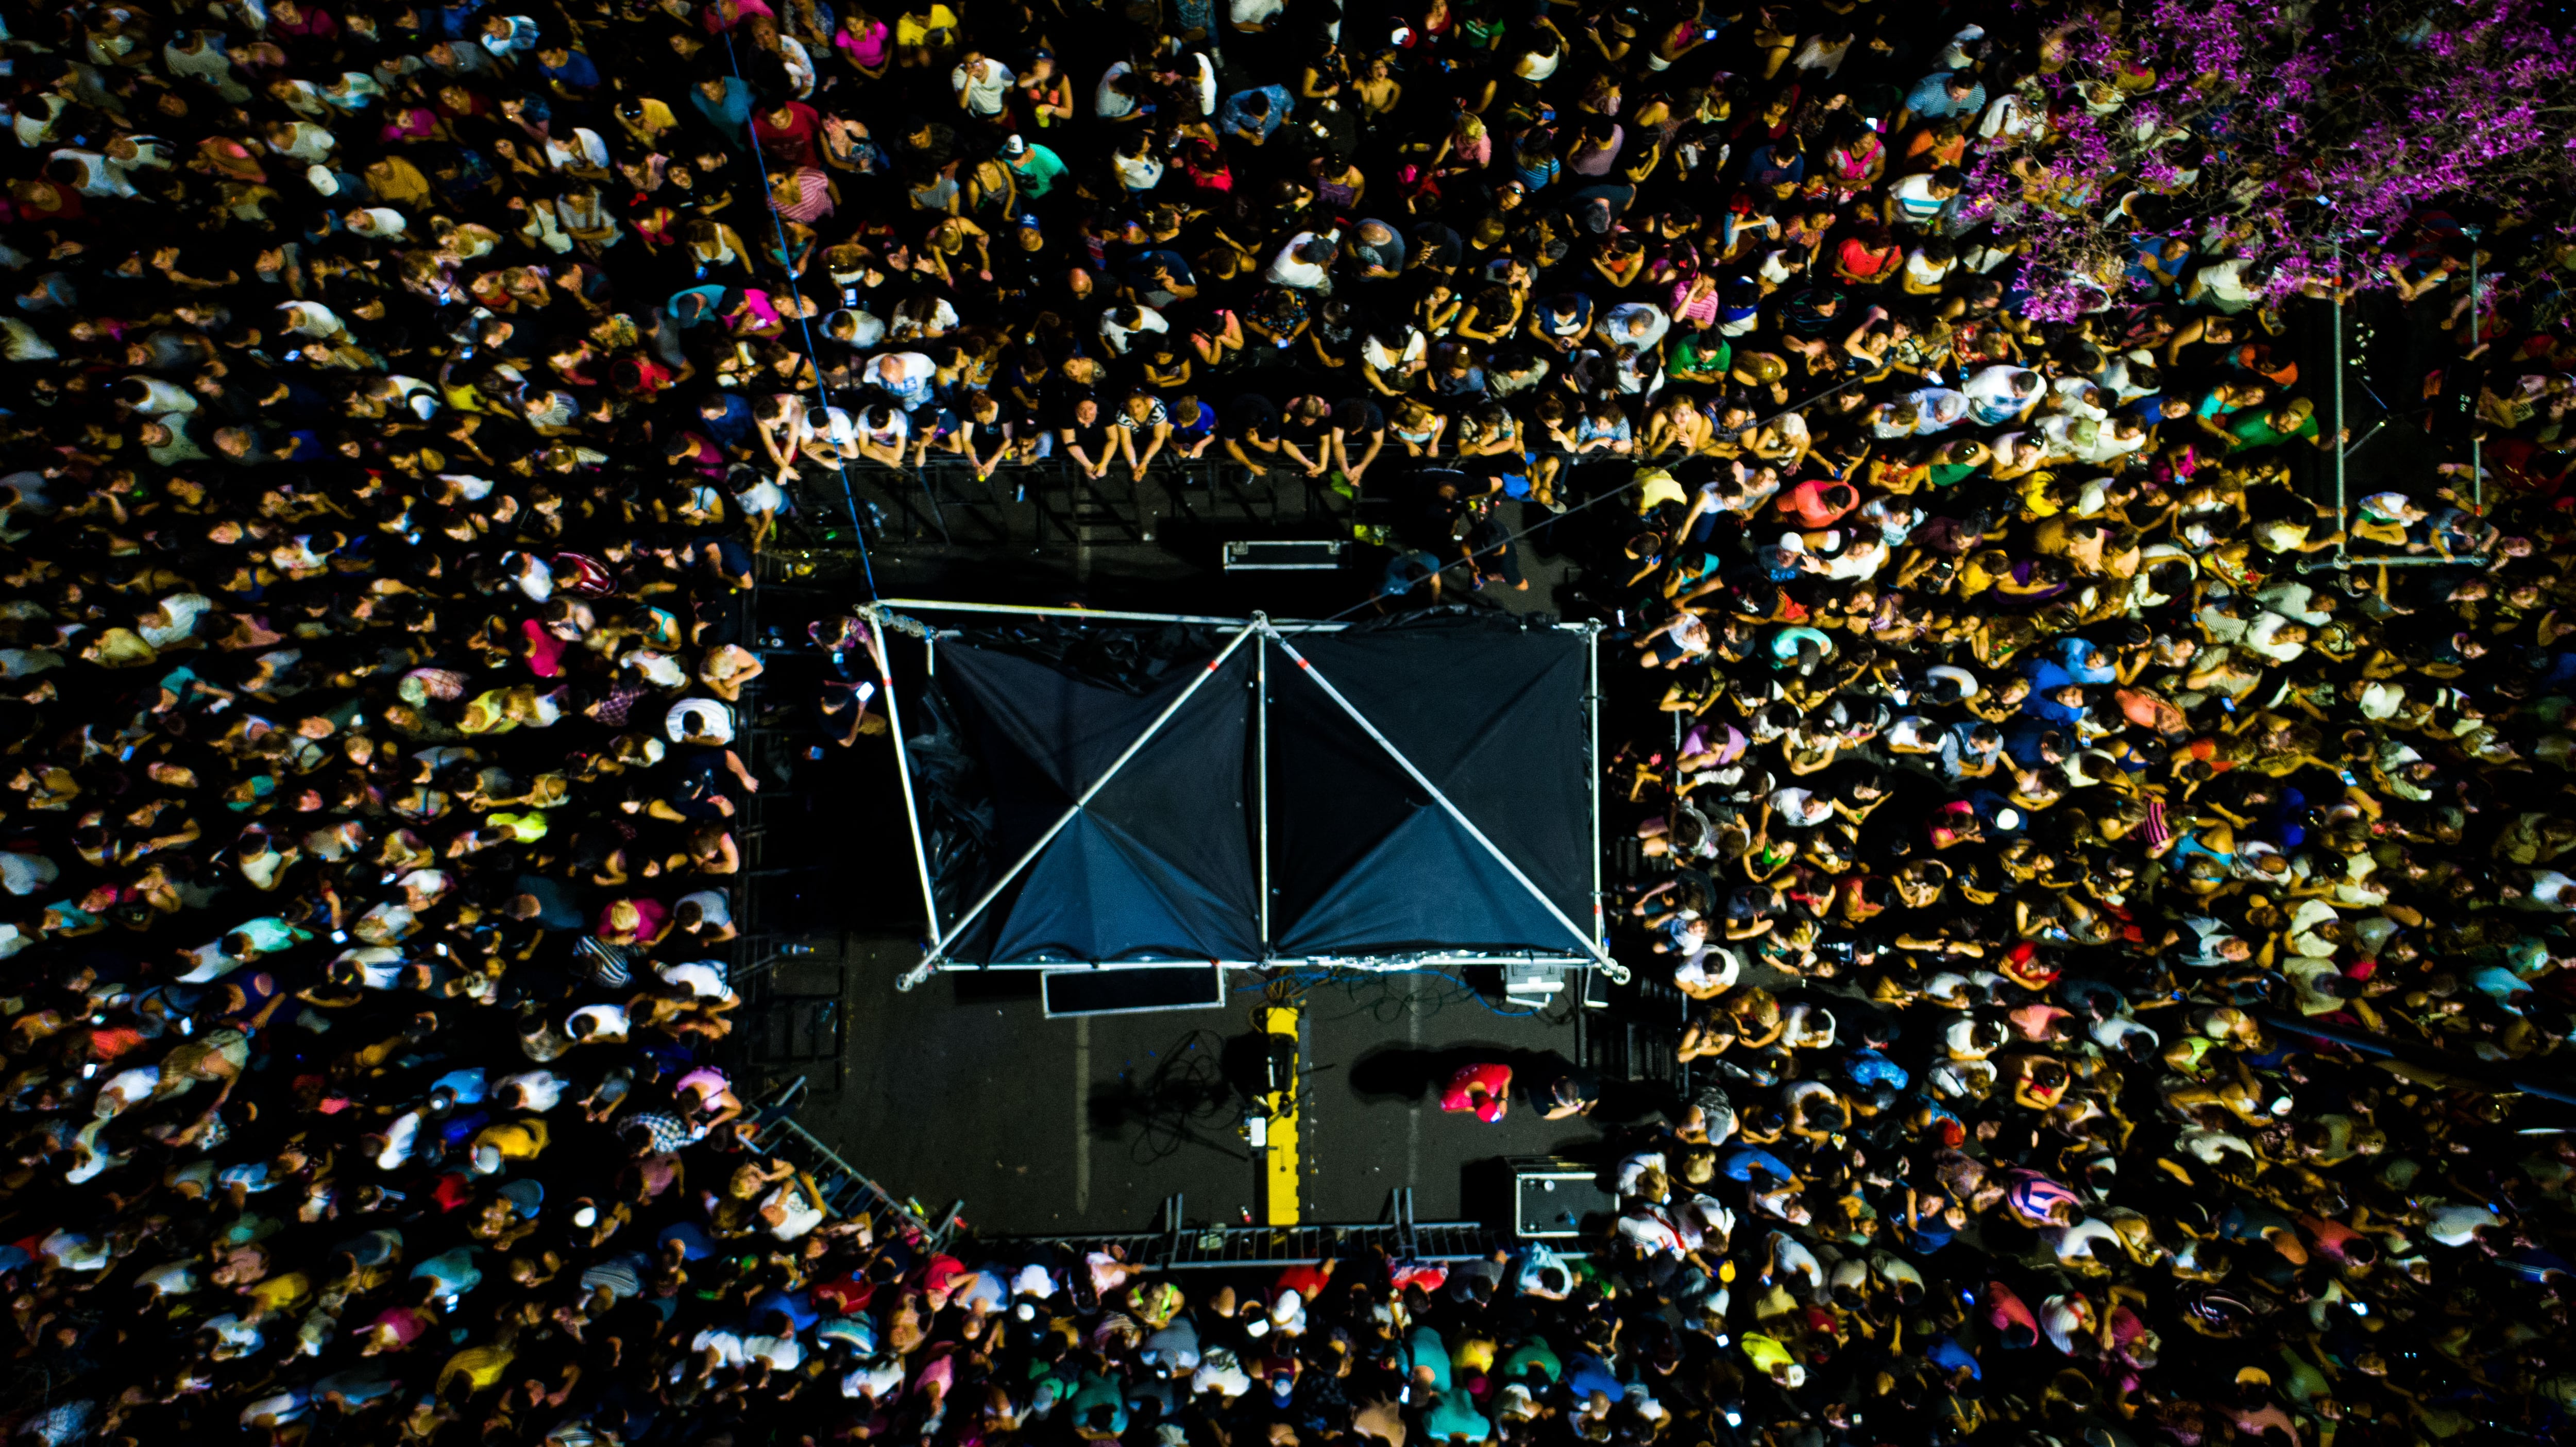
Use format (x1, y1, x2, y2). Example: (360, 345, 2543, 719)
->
(2464, 224, 2484, 516)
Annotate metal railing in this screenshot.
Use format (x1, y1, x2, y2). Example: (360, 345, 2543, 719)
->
(778, 455, 1362, 553)
(751, 1077, 961, 1250)
(982, 1190, 1563, 1271)
(2323, 232, 2487, 570)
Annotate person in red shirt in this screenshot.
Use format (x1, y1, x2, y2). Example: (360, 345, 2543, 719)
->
(751, 98, 823, 169)
(1439, 1062, 1514, 1122)
(1775, 479, 1859, 530)
(1274, 1258, 1333, 1303)
(1831, 226, 1904, 286)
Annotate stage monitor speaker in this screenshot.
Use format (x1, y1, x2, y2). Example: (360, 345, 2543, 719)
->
(1224, 539, 1346, 571)
(1040, 964, 1228, 1019)
(1511, 1158, 1616, 1238)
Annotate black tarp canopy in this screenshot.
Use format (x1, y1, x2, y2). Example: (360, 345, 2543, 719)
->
(891, 608, 1600, 968)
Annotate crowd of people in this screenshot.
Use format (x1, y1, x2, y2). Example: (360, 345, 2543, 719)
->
(4, 0, 2576, 1443)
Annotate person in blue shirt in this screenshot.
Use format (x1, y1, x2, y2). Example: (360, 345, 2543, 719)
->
(1217, 86, 1293, 146)
(534, 44, 601, 97)
(2001, 716, 2069, 771)
(1423, 1388, 1491, 1442)
(2023, 679, 2088, 729)
(1166, 394, 1218, 458)
(1844, 1050, 1910, 1091)
(1402, 1325, 1451, 1390)
(2056, 635, 2117, 685)
(1716, 1144, 1794, 1183)
(1741, 136, 1806, 192)
(1925, 1335, 1981, 1377)
(1348, 219, 1409, 278)
(2127, 234, 2194, 295)
(691, 74, 754, 150)
(1531, 291, 1595, 351)
(1899, 71, 1988, 128)
(1563, 1351, 1623, 1401)
(510, 874, 586, 930)
(1941, 720, 2005, 780)
(698, 391, 758, 456)
(1125, 248, 1198, 306)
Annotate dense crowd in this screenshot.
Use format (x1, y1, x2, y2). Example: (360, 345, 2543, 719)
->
(4, 0, 2576, 1443)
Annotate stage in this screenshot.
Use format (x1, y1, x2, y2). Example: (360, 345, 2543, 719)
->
(725, 580, 1659, 1239)
(759, 935, 1666, 1236)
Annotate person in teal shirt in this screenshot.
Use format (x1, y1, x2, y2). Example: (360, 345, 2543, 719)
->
(1066, 1372, 1126, 1439)
(1423, 1387, 1492, 1443)
(1001, 135, 1068, 199)
(1403, 1325, 1452, 1391)
(1500, 1335, 1562, 1383)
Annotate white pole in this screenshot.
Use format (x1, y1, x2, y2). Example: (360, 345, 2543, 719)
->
(1257, 631, 1271, 952)
(2467, 225, 2484, 516)
(1586, 622, 1606, 960)
(867, 610, 947, 956)
(2332, 230, 2347, 566)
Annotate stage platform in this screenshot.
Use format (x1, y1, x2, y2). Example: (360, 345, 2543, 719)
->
(742, 934, 1679, 1237)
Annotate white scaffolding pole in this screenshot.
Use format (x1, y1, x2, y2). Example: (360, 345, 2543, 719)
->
(1257, 634, 1271, 950)
(864, 609, 947, 957)
(1585, 622, 1605, 959)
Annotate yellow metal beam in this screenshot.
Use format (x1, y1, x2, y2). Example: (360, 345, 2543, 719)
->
(1258, 1003, 1301, 1225)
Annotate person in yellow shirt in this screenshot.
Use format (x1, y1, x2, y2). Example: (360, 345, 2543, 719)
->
(614, 94, 682, 149)
(471, 1117, 551, 1172)
(246, 1271, 312, 1318)
(437, 1343, 516, 1398)
(362, 154, 435, 210)
(893, 3, 957, 66)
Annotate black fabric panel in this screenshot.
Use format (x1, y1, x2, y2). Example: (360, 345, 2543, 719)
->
(989, 812, 1254, 963)
(937, 641, 1258, 963)
(1273, 804, 1582, 957)
(1269, 620, 1592, 956)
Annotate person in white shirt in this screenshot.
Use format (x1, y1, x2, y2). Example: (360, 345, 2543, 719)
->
(1602, 301, 1670, 350)
(345, 206, 408, 239)
(2242, 611, 2310, 662)
(1094, 60, 1141, 120)
(277, 300, 349, 341)
(1266, 233, 1337, 290)
(2186, 255, 2263, 312)
(46, 149, 139, 198)
(951, 49, 1011, 117)
(1100, 303, 1168, 354)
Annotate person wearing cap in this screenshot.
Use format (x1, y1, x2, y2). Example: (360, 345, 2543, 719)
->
(999, 132, 1069, 198)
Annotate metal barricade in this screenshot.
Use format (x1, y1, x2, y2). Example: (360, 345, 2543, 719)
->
(751, 1077, 961, 1251)
(774, 455, 1356, 553)
(981, 1190, 1566, 1272)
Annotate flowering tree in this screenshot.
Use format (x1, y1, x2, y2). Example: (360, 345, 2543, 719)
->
(1967, 0, 2576, 319)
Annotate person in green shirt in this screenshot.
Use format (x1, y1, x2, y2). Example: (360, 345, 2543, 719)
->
(2225, 396, 2338, 454)
(1499, 1334, 1562, 1383)
(1001, 134, 1067, 199)
(1667, 331, 1732, 384)
(1927, 437, 1991, 487)
(1066, 1373, 1126, 1439)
